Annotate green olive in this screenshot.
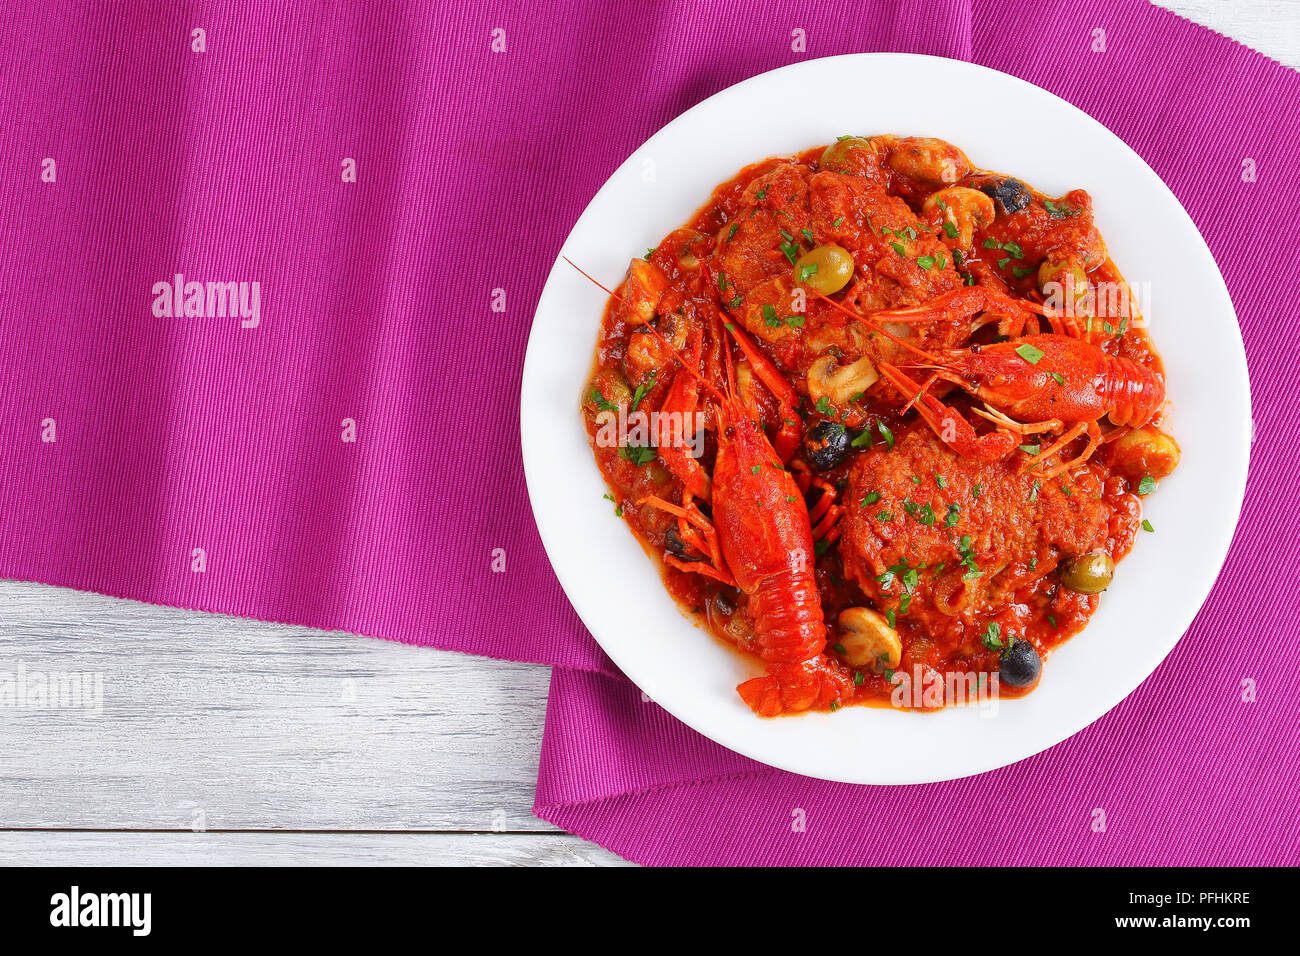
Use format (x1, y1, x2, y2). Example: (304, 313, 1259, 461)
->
(819, 137, 873, 173)
(1037, 257, 1085, 288)
(795, 244, 855, 295)
(1061, 551, 1115, 594)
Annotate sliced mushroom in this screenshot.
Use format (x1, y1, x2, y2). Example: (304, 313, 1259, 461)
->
(922, 186, 995, 251)
(807, 354, 879, 409)
(837, 607, 902, 670)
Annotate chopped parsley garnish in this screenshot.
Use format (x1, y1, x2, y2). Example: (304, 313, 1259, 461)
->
(815, 396, 834, 416)
(801, 228, 815, 243)
(860, 491, 881, 507)
(1029, 479, 1040, 502)
(853, 671, 864, 686)
(1013, 343, 1045, 366)
(1012, 266, 1034, 279)
(1142, 519, 1155, 532)
(917, 255, 937, 270)
(727, 222, 739, 241)
(1043, 199, 1077, 219)
(890, 241, 906, 257)
(762, 304, 781, 327)
(1137, 476, 1155, 495)
(877, 421, 895, 449)
(878, 559, 920, 594)
(981, 621, 1004, 650)
(833, 216, 845, 227)
(798, 262, 819, 282)
(944, 503, 960, 527)
(619, 445, 656, 466)
(876, 511, 893, 522)
(1020, 443, 1041, 455)
(629, 371, 656, 412)
(590, 388, 618, 412)
(780, 239, 800, 264)
(943, 220, 958, 239)
(958, 534, 982, 579)
(643, 248, 655, 259)
(972, 484, 982, 498)
(1050, 372, 1065, 386)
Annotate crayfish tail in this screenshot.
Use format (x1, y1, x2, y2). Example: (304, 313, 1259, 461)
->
(737, 660, 854, 716)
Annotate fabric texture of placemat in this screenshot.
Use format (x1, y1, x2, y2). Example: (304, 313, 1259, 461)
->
(2, 0, 1295, 865)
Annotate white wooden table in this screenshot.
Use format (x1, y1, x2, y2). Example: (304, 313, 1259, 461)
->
(1, 1, 1292, 867)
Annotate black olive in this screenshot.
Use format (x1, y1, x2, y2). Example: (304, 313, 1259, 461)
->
(999, 638, 1042, 687)
(804, 420, 851, 471)
(980, 177, 1031, 216)
(664, 525, 701, 562)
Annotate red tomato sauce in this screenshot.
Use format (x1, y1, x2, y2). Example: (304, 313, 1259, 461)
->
(581, 136, 1176, 715)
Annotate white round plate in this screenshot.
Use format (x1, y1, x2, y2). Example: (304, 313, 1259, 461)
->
(520, 54, 1250, 784)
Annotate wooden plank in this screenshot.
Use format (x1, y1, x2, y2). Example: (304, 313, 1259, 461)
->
(0, 581, 556, 831)
(0, 831, 631, 866)
(1157, 0, 1299, 67)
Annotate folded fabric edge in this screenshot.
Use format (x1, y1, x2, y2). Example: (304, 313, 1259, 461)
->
(0, 563, 625, 674)
(533, 768, 779, 867)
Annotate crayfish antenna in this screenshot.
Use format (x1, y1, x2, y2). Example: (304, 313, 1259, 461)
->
(563, 256, 622, 301)
(878, 362, 938, 416)
(805, 287, 936, 363)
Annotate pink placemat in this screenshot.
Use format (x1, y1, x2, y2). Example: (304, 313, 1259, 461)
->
(3, 0, 1296, 865)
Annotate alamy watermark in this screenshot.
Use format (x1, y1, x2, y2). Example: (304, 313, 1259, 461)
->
(0, 663, 103, 715)
(890, 665, 1000, 716)
(151, 273, 260, 328)
(1043, 277, 1152, 327)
